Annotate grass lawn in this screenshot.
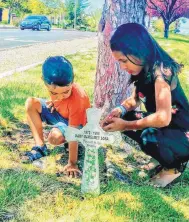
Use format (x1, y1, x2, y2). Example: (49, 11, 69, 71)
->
(0, 33, 189, 222)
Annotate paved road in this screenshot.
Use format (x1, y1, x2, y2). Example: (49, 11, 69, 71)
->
(0, 29, 97, 50)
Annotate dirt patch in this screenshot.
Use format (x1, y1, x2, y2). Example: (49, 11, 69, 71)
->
(0, 123, 151, 188)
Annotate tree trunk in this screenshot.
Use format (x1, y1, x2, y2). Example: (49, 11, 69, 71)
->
(94, 0, 147, 115)
(8, 8, 11, 24)
(164, 21, 170, 39)
(146, 14, 151, 30)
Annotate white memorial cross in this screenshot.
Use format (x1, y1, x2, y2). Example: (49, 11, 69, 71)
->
(65, 107, 122, 195)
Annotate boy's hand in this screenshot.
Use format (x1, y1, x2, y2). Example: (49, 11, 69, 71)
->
(63, 163, 82, 178)
(46, 101, 56, 113)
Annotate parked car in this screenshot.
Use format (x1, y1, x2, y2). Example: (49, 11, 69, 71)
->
(20, 15, 51, 31)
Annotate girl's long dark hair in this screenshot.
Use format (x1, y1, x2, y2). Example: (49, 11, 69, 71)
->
(110, 23, 182, 83)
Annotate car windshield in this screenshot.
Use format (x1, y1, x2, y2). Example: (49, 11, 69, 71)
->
(25, 16, 43, 20)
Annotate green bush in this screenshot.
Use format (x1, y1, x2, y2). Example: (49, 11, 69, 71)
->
(12, 17, 22, 27)
(0, 20, 8, 25)
(78, 25, 87, 31)
(86, 27, 97, 32)
(12, 20, 20, 27)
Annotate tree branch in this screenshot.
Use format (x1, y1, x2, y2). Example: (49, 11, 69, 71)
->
(169, 0, 177, 14)
(170, 0, 187, 21)
(148, 0, 166, 20)
(164, 0, 169, 8)
(170, 13, 181, 23)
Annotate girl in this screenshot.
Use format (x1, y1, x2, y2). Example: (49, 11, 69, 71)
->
(102, 23, 189, 187)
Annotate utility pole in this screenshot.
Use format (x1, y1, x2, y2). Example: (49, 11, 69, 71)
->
(74, 0, 77, 29)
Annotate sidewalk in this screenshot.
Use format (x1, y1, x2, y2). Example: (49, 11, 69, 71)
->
(0, 24, 16, 29)
(0, 37, 98, 78)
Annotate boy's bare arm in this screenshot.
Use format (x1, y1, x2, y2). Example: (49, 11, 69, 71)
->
(68, 141, 78, 165)
(63, 141, 82, 177)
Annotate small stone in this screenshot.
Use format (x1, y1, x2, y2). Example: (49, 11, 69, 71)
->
(107, 168, 115, 174)
(120, 142, 133, 155)
(33, 159, 45, 169)
(138, 171, 148, 178)
(126, 165, 135, 172)
(2, 212, 15, 221)
(140, 160, 148, 164)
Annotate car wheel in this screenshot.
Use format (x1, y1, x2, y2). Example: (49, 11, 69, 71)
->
(37, 24, 41, 31)
(47, 25, 51, 31)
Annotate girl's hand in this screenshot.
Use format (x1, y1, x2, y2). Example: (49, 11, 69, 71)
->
(100, 107, 122, 127)
(46, 101, 56, 113)
(102, 117, 128, 132)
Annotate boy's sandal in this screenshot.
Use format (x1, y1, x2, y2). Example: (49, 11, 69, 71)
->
(22, 145, 49, 163)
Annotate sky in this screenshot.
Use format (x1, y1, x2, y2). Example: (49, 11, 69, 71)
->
(90, 0, 104, 9)
(62, 0, 104, 12)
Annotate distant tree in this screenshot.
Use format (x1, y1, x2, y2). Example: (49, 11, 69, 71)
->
(147, 0, 189, 38)
(64, 0, 74, 26)
(1, 0, 31, 22)
(64, 0, 90, 28)
(42, 0, 62, 8)
(0, 1, 6, 7)
(25, 0, 65, 19)
(27, 0, 49, 15)
(85, 8, 102, 31)
(42, 0, 65, 15)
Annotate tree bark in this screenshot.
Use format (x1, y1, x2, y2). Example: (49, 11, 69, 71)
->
(94, 0, 147, 115)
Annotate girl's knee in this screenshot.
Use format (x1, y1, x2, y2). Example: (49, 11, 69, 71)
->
(48, 128, 65, 145)
(141, 141, 178, 168)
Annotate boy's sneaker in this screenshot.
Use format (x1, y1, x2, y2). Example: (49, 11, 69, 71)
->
(21, 144, 49, 163)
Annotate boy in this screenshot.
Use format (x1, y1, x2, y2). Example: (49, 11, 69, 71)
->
(22, 56, 90, 177)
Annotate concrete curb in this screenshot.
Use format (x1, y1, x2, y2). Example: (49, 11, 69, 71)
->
(0, 39, 75, 52)
(0, 26, 86, 31)
(0, 25, 61, 30)
(0, 27, 66, 30)
(0, 25, 16, 29)
(0, 62, 43, 79)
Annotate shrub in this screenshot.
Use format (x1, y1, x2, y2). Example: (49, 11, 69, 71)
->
(152, 18, 175, 33)
(0, 20, 8, 25)
(12, 17, 22, 27)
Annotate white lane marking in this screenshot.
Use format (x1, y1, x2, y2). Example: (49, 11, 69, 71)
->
(4, 38, 16, 40)
(0, 36, 15, 39)
(0, 29, 19, 32)
(4, 38, 41, 42)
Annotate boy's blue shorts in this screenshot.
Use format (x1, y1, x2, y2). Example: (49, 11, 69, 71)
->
(39, 99, 68, 136)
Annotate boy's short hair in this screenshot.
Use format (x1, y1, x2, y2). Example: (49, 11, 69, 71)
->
(42, 56, 74, 86)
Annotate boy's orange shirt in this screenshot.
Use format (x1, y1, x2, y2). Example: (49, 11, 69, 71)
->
(53, 83, 90, 127)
